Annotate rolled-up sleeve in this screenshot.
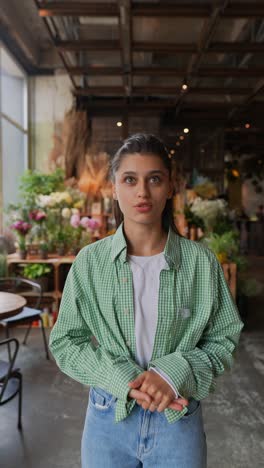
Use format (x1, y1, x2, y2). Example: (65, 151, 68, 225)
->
(49, 251, 144, 402)
(148, 256, 244, 401)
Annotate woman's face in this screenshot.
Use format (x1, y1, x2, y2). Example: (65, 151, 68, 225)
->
(112, 153, 173, 227)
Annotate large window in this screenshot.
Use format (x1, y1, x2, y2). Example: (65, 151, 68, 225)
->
(0, 45, 28, 230)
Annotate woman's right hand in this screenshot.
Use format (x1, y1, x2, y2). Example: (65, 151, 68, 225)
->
(129, 388, 188, 412)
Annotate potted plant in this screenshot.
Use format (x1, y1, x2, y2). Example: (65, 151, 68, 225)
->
(38, 241, 49, 260)
(22, 263, 52, 292)
(10, 220, 32, 259)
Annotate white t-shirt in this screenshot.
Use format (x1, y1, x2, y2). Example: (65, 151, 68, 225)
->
(128, 251, 179, 398)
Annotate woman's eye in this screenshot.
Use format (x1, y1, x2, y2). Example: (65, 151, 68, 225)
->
(150, 176, 161, 183)
(124, 176, 135, 184)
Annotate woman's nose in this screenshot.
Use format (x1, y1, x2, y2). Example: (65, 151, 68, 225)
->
(137, 180, 150, 197)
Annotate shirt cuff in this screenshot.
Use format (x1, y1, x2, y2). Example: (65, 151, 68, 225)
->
(149, 366, 180, 399)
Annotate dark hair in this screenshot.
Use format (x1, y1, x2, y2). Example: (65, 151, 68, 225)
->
(110, 133, 180, 235)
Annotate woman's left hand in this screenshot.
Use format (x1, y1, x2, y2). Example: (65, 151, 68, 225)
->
(128, 370, 188, 413)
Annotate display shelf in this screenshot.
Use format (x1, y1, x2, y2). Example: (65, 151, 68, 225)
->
(7, 255, 75, 322)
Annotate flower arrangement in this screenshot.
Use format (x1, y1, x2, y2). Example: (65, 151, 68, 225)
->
(10, 220, 32, 252)
(192, 181, 218, 200)
(37, 191, 73, 208)
(70, 212, 100, 252)
(201, 231, 241, 264)
(189, 197, 227, 232)
(184, 204, 205, 230)
(70, 215, 100, 231)
(29, 210, 47, 222)
(6, 166, 103, 259)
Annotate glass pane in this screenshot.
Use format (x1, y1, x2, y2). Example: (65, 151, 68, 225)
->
(1, 118, 27, 209)
(0, 47, 27, 129)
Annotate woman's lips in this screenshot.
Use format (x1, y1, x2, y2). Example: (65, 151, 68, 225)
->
(134, 204, 152, 213)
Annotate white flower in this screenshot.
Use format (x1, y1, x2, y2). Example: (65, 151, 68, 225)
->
(61, 208, 71, 219)
(37, 195, 52, 208)
(71, 208, 80, 215)
(190, 197, 227, 230)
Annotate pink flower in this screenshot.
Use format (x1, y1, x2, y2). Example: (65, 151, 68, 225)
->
(70, 214, 80, 228)
(87, 218, 100, 230)
(80, 217, 90, 229)
(10, 220, 32, 235)
(29, 210, 46, 222)
(80, 217, 100, 230)
(35, 211, 46, 221)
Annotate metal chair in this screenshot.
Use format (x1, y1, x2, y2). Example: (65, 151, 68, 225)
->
(0, 337, 23, 430)
(0, 278, 49, 360)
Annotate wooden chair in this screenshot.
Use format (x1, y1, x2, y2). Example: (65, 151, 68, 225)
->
(0, 337, 22, 430)
(0, 278, 49, 360)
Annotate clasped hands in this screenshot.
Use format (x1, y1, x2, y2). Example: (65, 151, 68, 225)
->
(128, 370, 188, 413)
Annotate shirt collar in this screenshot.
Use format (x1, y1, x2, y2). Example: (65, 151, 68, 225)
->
(111, 222, 181, 269)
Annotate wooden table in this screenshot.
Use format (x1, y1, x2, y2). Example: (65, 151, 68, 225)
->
(0, 292, 26, 320)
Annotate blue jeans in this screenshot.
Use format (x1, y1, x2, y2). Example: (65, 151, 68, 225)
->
(81, 387, 207, 468)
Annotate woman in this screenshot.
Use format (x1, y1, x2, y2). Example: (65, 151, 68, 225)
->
(49, 134, 244, 468)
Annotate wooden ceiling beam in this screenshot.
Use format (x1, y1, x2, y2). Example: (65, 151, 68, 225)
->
(69, 66, 123, 75)
(55, 40, 121, 51)
(73, 97, 232, 110)
(197, 67, 264, 77)
(75, 86, 125, 95)
(133, 3, 264, 18)
(68, 66, 264, 77)
(133, 87, 251, 95)
(134, 41, 264, 54)
(118, 0, 132, 96)
(55, 40, 264, 54)
(174, 1, 229, 117)
(75, 86, 253, 96)
(38, 2, 119, 17)
(209, 42, 264, 53)
(37, 2, 264, 18)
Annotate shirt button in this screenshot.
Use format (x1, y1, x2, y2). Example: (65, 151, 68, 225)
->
(126, 340, 131, 347)
(124, 308, 129, 315)
(122, 277, 128, 283)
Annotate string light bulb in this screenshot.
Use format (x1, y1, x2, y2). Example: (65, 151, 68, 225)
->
(181, 78, 188, 91)
(183, 128, 189, 134)
(117, 121, 122, 127)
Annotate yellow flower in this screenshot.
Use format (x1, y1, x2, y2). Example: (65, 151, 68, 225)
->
(74, 200, 84, 209)
(65, 194, 73, 204)
(216, 252, 228, 264)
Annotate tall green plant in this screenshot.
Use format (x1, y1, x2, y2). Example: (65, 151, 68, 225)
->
(19, 168, 65, 199)
(201, 231, 246, 269)
(0, 253, 7, 277)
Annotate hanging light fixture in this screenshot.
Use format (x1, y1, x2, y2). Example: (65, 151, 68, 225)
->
(181, 78, 188, 91)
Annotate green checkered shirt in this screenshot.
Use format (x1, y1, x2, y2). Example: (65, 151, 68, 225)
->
(49, 222, 244, 424)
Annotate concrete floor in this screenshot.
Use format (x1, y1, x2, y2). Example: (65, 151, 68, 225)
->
(1, 256, 264, 468)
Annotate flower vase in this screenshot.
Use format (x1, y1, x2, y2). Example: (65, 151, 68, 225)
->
(57, 245, 66, 256)
(70, 246, 80, 256)
(39, 250, 48, 260)
(18, 250, 27, 260)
